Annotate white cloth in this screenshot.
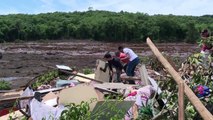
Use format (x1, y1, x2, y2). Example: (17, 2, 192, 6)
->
(123, 48, 138, 61)
(30, 98, 65, 120)
(20, 87, 34, 109)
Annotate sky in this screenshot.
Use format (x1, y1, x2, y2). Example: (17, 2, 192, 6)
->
(0, 0, 212, 16)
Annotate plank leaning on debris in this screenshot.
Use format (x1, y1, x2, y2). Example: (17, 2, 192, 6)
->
(44, 65, 104, 83)
(147, 37, 213, 120)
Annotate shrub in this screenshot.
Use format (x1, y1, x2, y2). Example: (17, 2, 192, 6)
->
(0, 80, 11, 90)
(83, 68, 93, 74)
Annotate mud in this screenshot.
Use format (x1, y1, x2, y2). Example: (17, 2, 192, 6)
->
(0, 40, 199, 87)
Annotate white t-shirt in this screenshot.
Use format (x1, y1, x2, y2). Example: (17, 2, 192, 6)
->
(123, 48, 138, 61)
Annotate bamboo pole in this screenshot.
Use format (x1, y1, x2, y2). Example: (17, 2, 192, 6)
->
(178, 81, 184, 120)
(146, 37, 213, 120)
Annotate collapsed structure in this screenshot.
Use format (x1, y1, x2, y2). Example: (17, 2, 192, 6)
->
(0, 38, 212, 120)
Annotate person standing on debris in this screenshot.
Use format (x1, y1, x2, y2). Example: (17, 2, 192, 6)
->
(118, 46, 140, 81)
(100, 53, 123, 82)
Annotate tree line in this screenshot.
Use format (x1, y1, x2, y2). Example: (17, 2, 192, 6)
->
(0, 10, 212, 43)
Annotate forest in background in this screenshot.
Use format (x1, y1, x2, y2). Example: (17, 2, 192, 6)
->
(0, 10, 213, 43)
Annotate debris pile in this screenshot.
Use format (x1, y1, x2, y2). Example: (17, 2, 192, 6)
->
(0, 52, 212, 120)
(0, 60, 165, 120)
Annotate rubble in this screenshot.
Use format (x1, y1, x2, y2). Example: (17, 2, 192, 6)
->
(0, 45, 212, 119)
(0, 59, 165, 119)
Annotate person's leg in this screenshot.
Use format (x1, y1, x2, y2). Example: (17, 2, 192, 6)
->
(131, 57, 140, 76)
(126, 57, 139, 76)
(126, 63, 135, 84)
(116, 68, 122, 82)
(123, 64, 127, 73)
(126, 63, 133, 76)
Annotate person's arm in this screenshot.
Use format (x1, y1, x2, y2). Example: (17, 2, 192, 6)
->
(120, 53, 130, 61)
(108, 62, 113, 71)
(100, 63, 109, 72)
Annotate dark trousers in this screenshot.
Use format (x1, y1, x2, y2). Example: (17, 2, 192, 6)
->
(126, 57, 140, 76)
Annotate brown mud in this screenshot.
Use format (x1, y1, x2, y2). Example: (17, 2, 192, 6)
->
(0, 40, 199, 88)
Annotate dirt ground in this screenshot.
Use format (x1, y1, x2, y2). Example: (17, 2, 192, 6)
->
(0, 40, 199, 88)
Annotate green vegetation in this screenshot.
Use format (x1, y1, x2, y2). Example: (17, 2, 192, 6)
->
(60, 97, 128, 120)
(0, 11, 212, 43)
(82, 68, 93, 74)
(60, 102, 90, 120)
(31, 70, 59, 89)
(157, 53, 213, 119)
(0, 80, 11, 90)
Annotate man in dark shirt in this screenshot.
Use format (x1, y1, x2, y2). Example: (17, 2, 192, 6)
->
(100, 53, 123, 82)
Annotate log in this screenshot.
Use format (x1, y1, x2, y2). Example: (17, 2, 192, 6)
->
(146, 37, 213, 120)
(178, 82, 184, 120)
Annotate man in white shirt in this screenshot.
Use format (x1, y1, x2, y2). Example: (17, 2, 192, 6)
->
(118, 46, 140, 83)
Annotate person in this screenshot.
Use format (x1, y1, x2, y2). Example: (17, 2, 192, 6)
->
(118, 46, 140, 83)
(200, 29, 212, 53)
(100, 52, 123, 82)
(115, 51, 129, 72)
(200, 29, 212, 67)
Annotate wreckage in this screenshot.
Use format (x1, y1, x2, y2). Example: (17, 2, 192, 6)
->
(0, 38, 212, 120)
(0, 60, 163, 120)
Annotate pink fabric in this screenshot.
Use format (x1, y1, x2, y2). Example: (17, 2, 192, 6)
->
(124, 85, 156, 120)
(119, 52, 129, 63)
(127, 91, 137, 97)
(137, 85, 155, 98)
(197, 85, 204, 94)
(201, 44, 212, 51)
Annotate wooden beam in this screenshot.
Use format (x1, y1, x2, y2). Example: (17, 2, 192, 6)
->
(178, 81, 184, 120)
(139, 64, 150, 85)
(121, 76, 141, 81)
(0, 95, 34, 103)
(146, 37, 213, 120)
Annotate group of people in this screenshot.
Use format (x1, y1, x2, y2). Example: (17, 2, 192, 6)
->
(101, 46, 140, 84)
(100, 29, 212, 84)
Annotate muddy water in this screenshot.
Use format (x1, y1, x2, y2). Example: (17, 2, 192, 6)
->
(0, 40, 199, 79)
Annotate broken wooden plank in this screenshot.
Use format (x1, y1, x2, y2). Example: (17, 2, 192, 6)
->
(43, 65, 103, 83)
(36, 87, 64, 94)
(0, 87, 63, 103)
(178, 82, 184, 120)
(73, 73, 94, 83)
(58, 84, 103, 106)
(121, 76, 141, 81)
(0, 95, 34, 103)
(95, 59, 110, 83)
(93, 83, 138, 89)
(139, 64, 150, 85)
